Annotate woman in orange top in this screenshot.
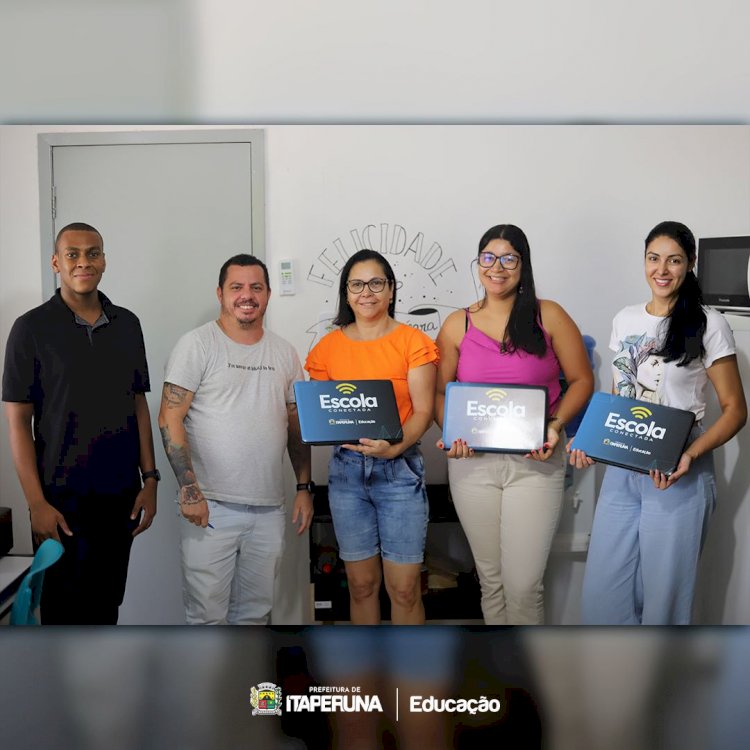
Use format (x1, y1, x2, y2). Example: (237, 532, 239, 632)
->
(306, 249, 439, 625)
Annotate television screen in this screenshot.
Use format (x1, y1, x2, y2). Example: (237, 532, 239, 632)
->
(698, 236, 750, 312)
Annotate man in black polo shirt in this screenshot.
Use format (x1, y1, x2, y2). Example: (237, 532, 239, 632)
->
(2, 222, 158, 624)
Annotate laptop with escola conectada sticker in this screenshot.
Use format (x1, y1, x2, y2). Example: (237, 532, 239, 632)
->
(294, 379, 403, 445)
(570, 392, 695, 475)
(442, 382, 549, 453)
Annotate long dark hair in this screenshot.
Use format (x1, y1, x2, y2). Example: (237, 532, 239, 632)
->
(477, 224, 546, 356)
(333, 249, 397, 327)
(646, 221, 706, 366)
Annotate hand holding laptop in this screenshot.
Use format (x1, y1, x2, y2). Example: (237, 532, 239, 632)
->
(648, 451, 693, 489)
(341, 437, 394, 458)
(566, 435, 596, 469)
(436, 437, 475, 459)
(525, 423, 561, 462)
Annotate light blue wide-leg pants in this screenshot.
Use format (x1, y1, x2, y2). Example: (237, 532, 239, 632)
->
(582, 452, 715, 625)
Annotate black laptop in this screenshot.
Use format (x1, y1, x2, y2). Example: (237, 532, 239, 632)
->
(294, 380, 404, 445)
(442, 382, 549, 453)
(570, 392, 695, 475)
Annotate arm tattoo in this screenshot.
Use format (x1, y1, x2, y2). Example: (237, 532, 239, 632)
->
(162, 382, 190, 409)
(159, 424, 198, 489)
(179, 483, 204, 505)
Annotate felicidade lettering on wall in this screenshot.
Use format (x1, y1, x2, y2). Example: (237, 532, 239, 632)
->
(306, 223, 473, 349)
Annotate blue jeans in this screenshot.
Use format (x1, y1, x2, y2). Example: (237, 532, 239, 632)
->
(582, 450, 716, 625)
(327, 446, 428, 564)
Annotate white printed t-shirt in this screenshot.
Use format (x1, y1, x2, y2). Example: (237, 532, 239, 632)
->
(164, 321, 304, 505)
(609, 304, 736, 421)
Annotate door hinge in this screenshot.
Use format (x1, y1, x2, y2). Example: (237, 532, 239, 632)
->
(51, 184, 57, 220)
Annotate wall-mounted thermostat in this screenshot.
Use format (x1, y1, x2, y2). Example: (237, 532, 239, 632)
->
(279, 258, 295, 295)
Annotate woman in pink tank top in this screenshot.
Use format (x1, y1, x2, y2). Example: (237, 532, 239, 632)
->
(435, 224, 593, 625)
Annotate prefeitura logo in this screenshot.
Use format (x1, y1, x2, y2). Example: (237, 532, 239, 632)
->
(250, 682, 283, 716)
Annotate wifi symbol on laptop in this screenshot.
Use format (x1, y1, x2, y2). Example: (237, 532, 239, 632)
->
(485, 388, 508, 401)
(630, 406, 653, 420)
(336, 382, 358, 395)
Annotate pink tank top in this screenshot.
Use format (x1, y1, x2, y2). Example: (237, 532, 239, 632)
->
(456, 310, 562, 416)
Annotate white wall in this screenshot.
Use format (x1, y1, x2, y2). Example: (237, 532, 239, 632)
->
(2, 124, 749, 623)
(190, 1, 750, 121)
(4, 2, 750, 123)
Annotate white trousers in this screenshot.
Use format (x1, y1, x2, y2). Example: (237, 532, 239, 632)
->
(448, 445, 565, 625)
(179, 499, 285, 625)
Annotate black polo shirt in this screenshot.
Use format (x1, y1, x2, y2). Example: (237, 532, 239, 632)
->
(2, 289, 150, 497)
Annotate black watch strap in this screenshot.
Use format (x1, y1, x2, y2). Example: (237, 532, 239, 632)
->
(142, 469, 161, 482)
(296, 481, 315, 493)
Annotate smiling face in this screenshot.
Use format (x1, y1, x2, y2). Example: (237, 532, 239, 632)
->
(644, 235, 692, 307)
(477, 239, 522, 299)
(52, 229, 106, 298)
(345, 259, 394, 323)
(217, 263, 270, 329)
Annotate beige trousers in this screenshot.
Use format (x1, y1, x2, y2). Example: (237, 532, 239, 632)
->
(448, 443, 565, 625)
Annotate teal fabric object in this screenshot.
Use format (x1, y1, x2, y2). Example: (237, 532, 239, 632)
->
(10, 539, 64, 625)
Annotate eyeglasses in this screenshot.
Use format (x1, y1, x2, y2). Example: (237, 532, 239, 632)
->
(477, 251, 521, 270)
(346, 277, 389, 294)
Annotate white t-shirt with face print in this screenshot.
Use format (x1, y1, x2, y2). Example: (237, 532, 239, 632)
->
(609, 304, 736, 421)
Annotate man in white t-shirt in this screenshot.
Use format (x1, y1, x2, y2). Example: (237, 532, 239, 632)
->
(158, 254, 313, 624)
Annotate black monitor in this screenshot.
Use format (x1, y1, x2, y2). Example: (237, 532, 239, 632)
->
(697, 235, 750, 313)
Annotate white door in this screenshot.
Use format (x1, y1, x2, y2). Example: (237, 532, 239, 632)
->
(44, 132, 263, 623)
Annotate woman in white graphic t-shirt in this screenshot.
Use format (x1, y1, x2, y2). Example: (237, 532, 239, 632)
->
(569, 220, 747, 625)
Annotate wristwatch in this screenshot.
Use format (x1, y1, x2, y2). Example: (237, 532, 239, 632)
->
(141, 469, 161, 482)
(296, 481, 316, 493)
